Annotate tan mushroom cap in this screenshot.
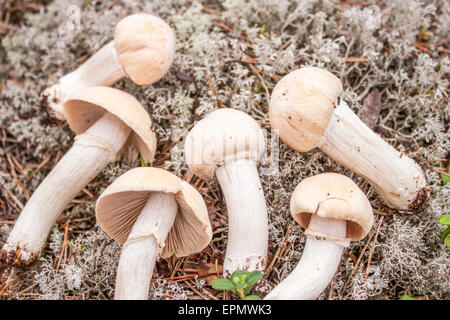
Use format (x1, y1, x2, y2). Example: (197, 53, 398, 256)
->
(114, 13, 175, 85)
(64, 86, 157, 163)
(95, 167, 212, 258)
(290, 172, 373, 241)
(269, 67, 343, 152)
(185, 108, 266, 180)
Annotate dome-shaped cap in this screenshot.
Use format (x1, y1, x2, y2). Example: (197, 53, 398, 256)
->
(95, 167, 212, 258)
(269, 67, 343, 152)
(114, 13, 175, 85)
(290, 172, 373, 241)
(185, 108, 266, 180)
(64, 86, 157, 163)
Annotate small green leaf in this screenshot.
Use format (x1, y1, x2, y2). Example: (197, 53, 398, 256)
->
(140, 154, 149, 167)
(253, 81, 261, 93)
(212, 279, 236, 291)
(418, 26, 429, 42)
(243, 284, 254, 295)
(440, 173, 450, 185)
(400, 295, 415, 300)
(441, 226, 450, 244)
(445, 237, 450, 248)
(231, 270, 249, 288)
(439, 214, 450, 226)
(244, 271, 263, 295)
(242, 295, 262, 300)
(234, 279, 246, 288)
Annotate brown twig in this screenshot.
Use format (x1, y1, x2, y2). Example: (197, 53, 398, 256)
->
(201, 5, 222, 18)
(24, 152, 51, 184)
(345, 57, 370, 62)
(266, 226, 292, 275)
(5, 189, 23, 210)
(81, 188, 94, 198)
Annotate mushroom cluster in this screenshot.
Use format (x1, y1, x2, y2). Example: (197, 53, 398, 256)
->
(1, 11, 179, 271)
(1, 9, 431, 301)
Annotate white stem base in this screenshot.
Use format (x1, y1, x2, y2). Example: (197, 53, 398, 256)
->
(319, 101, 428, 211)
(114, 192, 178, 300)
(1, 112, 131, 267)
(42, 41, 125, 120)
(264, 216, 347, 300)
(216, 159, 269, 277)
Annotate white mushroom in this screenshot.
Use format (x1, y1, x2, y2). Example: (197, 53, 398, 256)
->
(264, 172, 374, 300)
(269, 67, 430, 211)
(96, 167, 212, 300)
(185, 108, 269, 277)
(0, 87, 156, 268)
(42, 13, 175, 121)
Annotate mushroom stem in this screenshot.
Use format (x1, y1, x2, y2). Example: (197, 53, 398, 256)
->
(42, 42, 125, 120)
(1, 112, 131, 267)
(215, 159, 269, 276)
(264, 216, 347, 300)
(114, 192, 178, 300)
(318, 101, 428, 211)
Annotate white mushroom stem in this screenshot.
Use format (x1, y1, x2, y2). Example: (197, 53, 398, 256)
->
(42, 41, 125, 120)
(264, 216, 347, 300)
(318, 100, 428, 210)
(1, 112, 131, 265)
(215, 159, 269, 277)
(114, 192, 178, 300)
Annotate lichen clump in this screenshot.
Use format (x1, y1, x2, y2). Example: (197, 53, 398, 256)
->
(0, 0, 449, 300)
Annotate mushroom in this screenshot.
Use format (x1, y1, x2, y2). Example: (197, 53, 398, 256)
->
(0, 86, 156, 268)
(184, 108, 269, 276)
(269, 67, 430, 211)
(42, 13, 175, 121)
(95, 167, 212, 300)
(264, 172, 374, 300)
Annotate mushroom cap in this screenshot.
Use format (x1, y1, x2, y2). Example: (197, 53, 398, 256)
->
(114, 13, 175, 85)
(185, 108, 266, 180)
(269, 67, 343, 152)
(95, 167, 212, 258)
(290, 172, 373, 241)
(64, 86, 157, 163)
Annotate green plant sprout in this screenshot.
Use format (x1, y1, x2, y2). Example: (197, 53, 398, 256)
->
(439, 213, 450, 248)
(400, 294, 416, 300)
(212, 270, 263, 300)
